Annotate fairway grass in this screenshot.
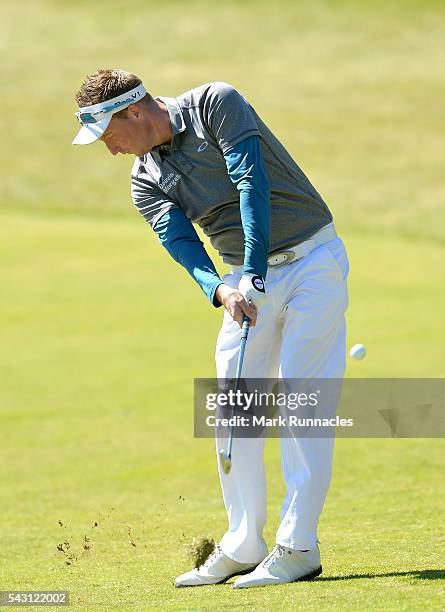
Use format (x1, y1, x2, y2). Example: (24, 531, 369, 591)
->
(2, 0, 445, 243)
(0, 212, 444, 610)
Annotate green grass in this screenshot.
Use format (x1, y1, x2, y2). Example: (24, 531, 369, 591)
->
(2, 0, 445, 242)
(0, 212, 444, 610)
(1, 0, 445, 609)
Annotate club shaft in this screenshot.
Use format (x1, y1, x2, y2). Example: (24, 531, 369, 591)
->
(226, 315, 250, 459)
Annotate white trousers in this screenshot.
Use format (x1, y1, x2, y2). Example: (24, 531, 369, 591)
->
(215, 237, 349, 563)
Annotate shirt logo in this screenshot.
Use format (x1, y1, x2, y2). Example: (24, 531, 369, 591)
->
(197, 141, 209, 152)
(159, 172, 181, 192)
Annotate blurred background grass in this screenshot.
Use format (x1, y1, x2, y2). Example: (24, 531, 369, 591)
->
(2, 0, 444, 241)
(1, 1, 444, 610)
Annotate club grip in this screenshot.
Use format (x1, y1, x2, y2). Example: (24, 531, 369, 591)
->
(241, 315, 251, 340)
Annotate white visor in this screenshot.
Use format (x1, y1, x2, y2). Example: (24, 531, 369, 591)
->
(72, 83, 146, 145)
(72, 116, 113, 145)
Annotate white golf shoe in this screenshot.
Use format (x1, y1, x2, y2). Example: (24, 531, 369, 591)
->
(175, 544, 262, 587)
(233, 544, 322, 589)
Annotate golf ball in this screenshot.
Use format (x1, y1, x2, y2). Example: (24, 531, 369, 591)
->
(350, 343, 367, 360)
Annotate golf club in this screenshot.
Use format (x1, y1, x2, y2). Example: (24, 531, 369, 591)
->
(219, 313, 251, 475)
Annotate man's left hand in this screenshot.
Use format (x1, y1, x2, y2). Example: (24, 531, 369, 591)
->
(238, 274, 266, 308)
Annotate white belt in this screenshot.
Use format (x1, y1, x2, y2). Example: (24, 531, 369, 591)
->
(232, 223, 337, 273)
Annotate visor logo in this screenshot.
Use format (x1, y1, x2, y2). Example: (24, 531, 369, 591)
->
(197, 141, 209, 152)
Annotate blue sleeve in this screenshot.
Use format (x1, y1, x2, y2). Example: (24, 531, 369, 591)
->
(223, 135, 271, 278)
(154, 208, 223, 307)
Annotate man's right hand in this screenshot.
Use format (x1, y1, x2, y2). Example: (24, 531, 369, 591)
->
(215, 284, 257, 327)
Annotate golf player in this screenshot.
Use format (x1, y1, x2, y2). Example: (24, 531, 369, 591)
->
(73, 69, 349, 588)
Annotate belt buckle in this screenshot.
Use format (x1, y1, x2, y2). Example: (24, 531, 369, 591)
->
(268, 250, 297, 267)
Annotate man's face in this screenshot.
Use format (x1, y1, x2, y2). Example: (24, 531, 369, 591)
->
(100, 105, 154, 157)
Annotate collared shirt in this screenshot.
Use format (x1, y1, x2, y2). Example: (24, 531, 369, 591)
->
(131, 81, 332, 265)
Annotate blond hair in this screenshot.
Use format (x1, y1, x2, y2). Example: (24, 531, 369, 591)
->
(75, 69, 151, 112)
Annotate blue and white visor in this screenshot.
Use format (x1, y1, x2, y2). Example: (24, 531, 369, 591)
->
(72, 83, 146, 145)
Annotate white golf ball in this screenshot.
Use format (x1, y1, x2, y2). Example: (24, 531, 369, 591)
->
(350, 343, 367, 360)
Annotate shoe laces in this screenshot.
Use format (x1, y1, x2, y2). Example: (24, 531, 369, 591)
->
(202, 544, 224, 567)
(262, 544, 285, 568)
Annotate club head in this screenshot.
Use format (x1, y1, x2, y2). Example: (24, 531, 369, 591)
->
(219, 449, 232, 475)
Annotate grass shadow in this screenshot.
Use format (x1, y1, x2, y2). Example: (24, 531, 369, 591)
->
(316, 569, 445, 582)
